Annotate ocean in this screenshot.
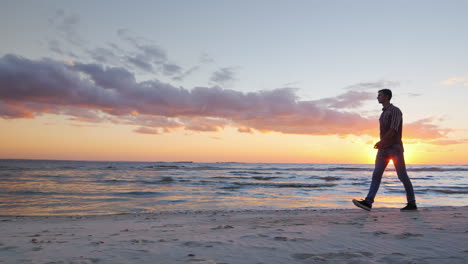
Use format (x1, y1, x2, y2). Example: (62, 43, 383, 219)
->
(0, 159, 466, 216)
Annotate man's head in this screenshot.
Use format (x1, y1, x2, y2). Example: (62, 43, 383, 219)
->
(377, 89, 392, 105)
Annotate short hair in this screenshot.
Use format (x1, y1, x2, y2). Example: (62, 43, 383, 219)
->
(378, 89, 392, 100)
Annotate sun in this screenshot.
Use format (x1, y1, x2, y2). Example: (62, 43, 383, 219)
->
(402, 144, 416, 165)
(366, 148, 378, 164)
(365, 146, 413, 165)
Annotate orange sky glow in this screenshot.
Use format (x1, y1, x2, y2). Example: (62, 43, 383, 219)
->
(1, 114, 466, 165)
(2, 2, 468, 165)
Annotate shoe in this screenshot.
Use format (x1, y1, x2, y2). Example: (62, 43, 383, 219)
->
(352, 199, 372, 211)
(400, 204, 418, 211)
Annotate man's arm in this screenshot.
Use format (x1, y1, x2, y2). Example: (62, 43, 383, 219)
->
(375, 106, 402, 149)
(374, 129, 396, 149)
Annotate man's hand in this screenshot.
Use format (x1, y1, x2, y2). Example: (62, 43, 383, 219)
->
(374, 141, 383, 149)
(375, 129, 396, 149)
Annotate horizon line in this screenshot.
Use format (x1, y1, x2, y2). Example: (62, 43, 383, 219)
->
(0, 158, 466, 166)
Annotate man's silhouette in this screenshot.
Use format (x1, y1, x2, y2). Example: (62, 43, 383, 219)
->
(353, 89, 417, 211)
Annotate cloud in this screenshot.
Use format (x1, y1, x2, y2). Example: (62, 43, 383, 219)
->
(200, 53, 214, 64)
(134, 127, 160, 135)
(238, 127, 253, 133)
(47, 39, 65, 55)
(407, 92, 422, 97)
(126, 55, 155, 72)
(210, 67, 236, 85)
(428, 139, 468, 145)
(404, 118, 451, 140)
(172, 66, 200, 81)
(282, 81, 302, 87)
(313, 91, 375, 109)
(122, 115, 182, 132)
(162, 63, 183, 76)
(440, 77, 465, 86)
(345, 80, 400, 91)
(117, 28, 168, 71)
(0, 102, 34, 119)
(180, 117, 228, 132)
(87, 47, 121, 65)
(45, 14, 203, 82)
(403, 118, 468, 146)
(46, 38, 80, 59)
(137, 45, 167, 64)
(65, 108, 112, 123)
(0, 54, 454, 143)
(48, 9, 84, 46)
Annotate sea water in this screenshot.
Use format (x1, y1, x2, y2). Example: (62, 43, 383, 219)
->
(0, 159, 466, 216)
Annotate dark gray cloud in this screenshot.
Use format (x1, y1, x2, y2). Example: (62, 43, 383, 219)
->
(116, 28, 168, 71)
(162, 63, 183, 76)
(138, 44, 167, 64)
(87, 47, 121, 65)
(211, 67, 236, 85)
(173, 66, 200, 81)
(125, 55, 155, 72)
(0, 54, 454, 142)
(45, 14, 201, 81)
(47, 39, 65, 55)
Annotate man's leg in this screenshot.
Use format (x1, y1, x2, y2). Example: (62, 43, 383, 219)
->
(365, 151, 390, 204)
(392, 152, 416, 205)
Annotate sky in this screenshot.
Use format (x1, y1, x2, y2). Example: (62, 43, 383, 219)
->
(1, 0, 468, 164)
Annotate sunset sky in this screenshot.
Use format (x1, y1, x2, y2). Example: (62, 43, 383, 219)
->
(1, 0, 468, 164)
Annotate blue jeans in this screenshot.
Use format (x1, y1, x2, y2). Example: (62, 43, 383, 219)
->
(365, 145, 416, 205)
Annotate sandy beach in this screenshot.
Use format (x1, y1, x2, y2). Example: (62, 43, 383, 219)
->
(1, 206, 467, 264)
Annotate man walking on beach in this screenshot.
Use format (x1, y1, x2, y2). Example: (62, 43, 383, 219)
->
(353, 89, 417, 211)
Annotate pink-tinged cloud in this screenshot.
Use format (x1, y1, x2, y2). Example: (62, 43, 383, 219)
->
(440, 77, 465, 86)
(404, 118, 451, 139)
(0, 102, 35, 119)
(134, 127, 160, 135)
(428, 139, 468, 145)
(238, 127, 253, 133)
(0, 54, 457, 144)
(180, 117, 228, 132)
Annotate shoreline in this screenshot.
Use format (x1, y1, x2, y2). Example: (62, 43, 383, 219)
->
(1, 205, 467, 218)
(1, 206, 467, 263)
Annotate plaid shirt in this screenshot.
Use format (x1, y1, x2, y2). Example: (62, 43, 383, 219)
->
(379, 104, 403, 148)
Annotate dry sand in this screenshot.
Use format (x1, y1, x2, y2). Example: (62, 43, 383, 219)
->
(1, 206, 467, 264)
